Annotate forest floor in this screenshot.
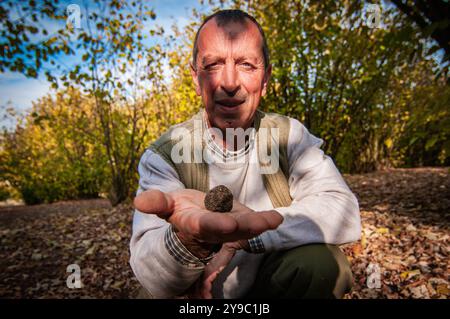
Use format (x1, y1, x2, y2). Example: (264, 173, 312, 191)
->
(0, 167, 448, 299)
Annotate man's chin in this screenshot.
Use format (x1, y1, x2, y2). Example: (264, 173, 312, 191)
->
(207, 107, 252, 130)
(219, 116, 255, 131)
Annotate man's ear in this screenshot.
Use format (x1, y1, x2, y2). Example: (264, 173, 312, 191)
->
(190, 61, 201, 96)
(261, 64, 272, 97)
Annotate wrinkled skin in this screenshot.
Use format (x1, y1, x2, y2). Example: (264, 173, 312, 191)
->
(190, 16, 271, 138)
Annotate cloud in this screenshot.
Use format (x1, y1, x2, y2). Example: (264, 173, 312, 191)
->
(0, 72, 51, 111)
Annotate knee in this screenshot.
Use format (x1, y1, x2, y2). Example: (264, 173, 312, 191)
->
(264, 244, 353, 298)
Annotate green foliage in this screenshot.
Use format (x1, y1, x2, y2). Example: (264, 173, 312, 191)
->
(0, 0, 74, 79)
(0, 182, 12, 201)
(222, 0, 450, 172)
(396, 80, 450, 167)
(1, 89, 108, 204)
(1, 0, 449, 205)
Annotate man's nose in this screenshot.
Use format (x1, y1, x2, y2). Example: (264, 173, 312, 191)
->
(221, 63, 240, 96)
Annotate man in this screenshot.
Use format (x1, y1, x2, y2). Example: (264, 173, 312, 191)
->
(130, 9, 361, 299)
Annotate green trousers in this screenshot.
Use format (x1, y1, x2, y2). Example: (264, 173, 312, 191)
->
(245, 244, 353, 299)
(136, 243, 352, 299)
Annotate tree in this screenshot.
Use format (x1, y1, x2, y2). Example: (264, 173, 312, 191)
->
(0, 0, 73, 77)
(170, 0, 449, 172)
(391, 0, 450, 80)
(1, 0, 170, 205)
(57, 0, 167, 204)
(0, 89, 108, 204)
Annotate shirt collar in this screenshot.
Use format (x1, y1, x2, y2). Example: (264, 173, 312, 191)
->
(202, 111, 256, 160)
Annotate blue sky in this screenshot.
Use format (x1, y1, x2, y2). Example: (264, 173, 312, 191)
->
(0, 0, 207, 121)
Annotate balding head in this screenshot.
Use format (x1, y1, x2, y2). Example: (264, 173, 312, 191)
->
(189, 9, 272, 134)
(192, 10, 270, 71)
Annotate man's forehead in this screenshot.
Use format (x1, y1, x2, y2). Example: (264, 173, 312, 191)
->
(196, 17, 263, 58)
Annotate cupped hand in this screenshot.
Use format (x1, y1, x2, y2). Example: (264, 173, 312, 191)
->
(134, 188, 283, 244)
(188, 240, 248, 299)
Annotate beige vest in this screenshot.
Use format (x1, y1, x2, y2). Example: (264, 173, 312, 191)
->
(149, 109, 292, 208)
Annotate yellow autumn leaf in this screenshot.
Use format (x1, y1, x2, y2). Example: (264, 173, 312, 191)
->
(436, 284, 450, 296)
(400, 269, 420, 280)
(85, 244, 98, 255)
(384, 138, 393, 148)
(111, 280, 125, 289)
(361, 233, 367, 248)
(376, 227, 389, 234)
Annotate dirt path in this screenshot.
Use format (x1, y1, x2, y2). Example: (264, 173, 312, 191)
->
(0, 168, 448, 298)
(0, 199, 111, 223)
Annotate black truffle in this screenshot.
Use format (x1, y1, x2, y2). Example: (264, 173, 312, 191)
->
(204, 185, 233, 212)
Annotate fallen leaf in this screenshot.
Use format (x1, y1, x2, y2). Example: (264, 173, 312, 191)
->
(409, 284, 430, 298)
(31, 253, 42, 261)
(85, 243, 98, 255)
(376, 227, 389, 234)
(400, 269, 421, 280)
(436, 284, 450, 296)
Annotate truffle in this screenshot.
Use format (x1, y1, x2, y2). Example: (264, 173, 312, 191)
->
(204, 185, 233, 212)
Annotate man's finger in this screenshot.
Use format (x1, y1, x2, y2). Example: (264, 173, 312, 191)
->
(258, 210, 284, 229)
(229, 210, 284, 237)
(201, 270, 221, 299)
(203, 245, 236, 278)
(133, 189, 174, 219)
(190, 211, 283, 243)
(170, 211, 238, 242)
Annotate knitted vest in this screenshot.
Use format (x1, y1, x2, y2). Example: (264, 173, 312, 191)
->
(149, 109, 292, 208)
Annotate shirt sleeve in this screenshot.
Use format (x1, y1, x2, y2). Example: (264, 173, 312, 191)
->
(129, 148, 206, 298)
(258, 118, 362, 252)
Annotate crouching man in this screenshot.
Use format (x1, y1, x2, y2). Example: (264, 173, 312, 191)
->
(130, 9, 361, 299)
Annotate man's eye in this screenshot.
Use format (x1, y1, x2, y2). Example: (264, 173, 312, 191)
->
(241, 62, 255, 69)
(205, 63, 220, 70)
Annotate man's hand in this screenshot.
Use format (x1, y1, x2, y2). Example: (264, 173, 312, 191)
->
(188, 240, 249, 299)
(134, 189, 282, 258)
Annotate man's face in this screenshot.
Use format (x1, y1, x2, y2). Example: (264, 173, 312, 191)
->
(191, 18, 271, 132)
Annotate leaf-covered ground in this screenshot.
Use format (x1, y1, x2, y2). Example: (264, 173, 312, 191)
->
(342, 168, 449, 299)
(0, 168, 448, 299)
